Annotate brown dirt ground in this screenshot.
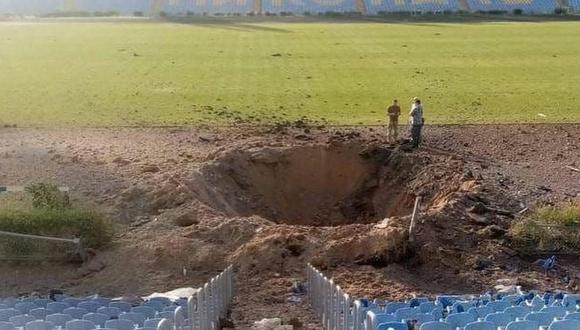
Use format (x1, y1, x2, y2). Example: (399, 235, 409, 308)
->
(0, 124, 578, 329)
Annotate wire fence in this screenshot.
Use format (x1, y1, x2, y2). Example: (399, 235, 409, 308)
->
(0, 230, 86, 262)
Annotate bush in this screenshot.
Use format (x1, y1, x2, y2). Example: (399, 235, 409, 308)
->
(555, 7, 568, 15)
(186, 11, 195, 16)
(25, 183, 70, 210)
(134, 11, 144, 17)
(0, 208, 112, 249)
(159, 11, 168, 17)
(513, 9, 523, 15)
(510, 205, 579, 254)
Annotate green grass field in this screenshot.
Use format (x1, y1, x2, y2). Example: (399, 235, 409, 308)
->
(1, 18, 579, 126)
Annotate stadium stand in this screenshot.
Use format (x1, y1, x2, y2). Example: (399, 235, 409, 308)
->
(160, 0, 254, 15)
(0, 266, 234, 330)
(570, 0, 580, 11)
(466, 0, 559, 13)
(307, 264, 580, 330)
(262, 0, 357, 14)
(364, 0, 461, 15)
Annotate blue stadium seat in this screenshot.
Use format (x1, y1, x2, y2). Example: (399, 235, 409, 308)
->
(24, 320, 54, 330)
(475, 306, 494, 319)
(66, 320, 97, 330)
(540, 306, 568, 319)
(504, 306, 529, 320)
(466, 0, 557, 14)
(525, 312, 556, 327)
(0, 310, 20, 322)
(365, 0, 461, 15)
(97, 307, 122, 319)
(8, 315, 36, 327)
(419, 302, 436, 313)
(63, 307, 89, 320)
(45, 314, 73, 327)
(32, 300, 51, 309)
(263, 0, 358, 14)
(155, 312, 173, 319)
(28, 308, 48, 320)
(78, 302, 101, 313)
(119, 312, 146, 327)
(485, 312, 514, 328)
(394, 307, 418, 321)
(15, 303, 36, 315)
(506, 320, 539, 330)
(104, 319, 133, 330)
(386, 302, 409, 314)
(464, 321, 495, 330)
(565, 312, 580, 320)
(0, 321, 15, 330)
(487, 301, 511, 312)
(63, 298, 83, 307)
(411, 313, 436, 324)
(548, 319, 580, 330)
(46, 303, 69, 314)
(445, 312, 476, 328)
(143, 318, 163, 329)
(377, 322, 407, 330)
(130, 307, 156, 319)
(109, 302, 131, 313)
(420, 321, 453, 330)
(83, 313, 110, 327)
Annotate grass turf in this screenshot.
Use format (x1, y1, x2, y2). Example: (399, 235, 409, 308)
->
(0, 18, 579, 126)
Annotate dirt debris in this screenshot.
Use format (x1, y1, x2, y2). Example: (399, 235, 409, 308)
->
(0, 124, 578, 327)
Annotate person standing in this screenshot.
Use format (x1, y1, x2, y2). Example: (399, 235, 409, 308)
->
(386, 99, 401, 143)
(409, 98, 424, 148)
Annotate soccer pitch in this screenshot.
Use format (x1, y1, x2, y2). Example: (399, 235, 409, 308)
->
(1, 18, 579, 126)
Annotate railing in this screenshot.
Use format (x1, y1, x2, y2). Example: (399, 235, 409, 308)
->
(307, 263, 353, 330)
(0, 230, 86, 261)
(169, 265, 235, 330)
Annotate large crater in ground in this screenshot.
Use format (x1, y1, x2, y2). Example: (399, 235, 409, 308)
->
(190, 143, 418, 226)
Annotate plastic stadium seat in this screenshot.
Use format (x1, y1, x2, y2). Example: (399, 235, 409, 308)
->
(431, 307, 444, 320)
(15, 303, 36, 314)
(25, 320, 54, 330)
(506, 320, 539, 330)
(562, 295, 579, 312)
(525, 312, 555, 327)
(386, 302, 409, 314)
(83, 313, 109, 327)
(377, 322, 407, 330)
(0, 310, 20, 322)
(540, 306, 568, 318)
(155, 312, 173, 319)
(464, 321, 495, 330)
(446, 312, 476, 328)
(0, 321, 15, 330)
(109, 303, 131, 313)
(2, 300, 17, 308)
(485, 312, 514, 327)
(46, 303, 69, 314)
(0, 306, 7, 311)
(9, 315, 36, 327)
(78, 302, 101, 313)
(104, 319, 134, 330)
(66, 320, 97, 330)
(89, 298, 111, 307)
(141, 303, 163, 312)
(63, 307, 89, 320)
(143, 319, 163, 329)
(548, 319, 580, 330)
(394, 307, 418, 321)
(63, 298, 83, 307)
(420, 303, 436, 313)
(504, 306, 529, 320)
(161, 306, 176, 313)
(529, 296, 546, 312)
(28, 308, 48, 320)
(147, 298, 170, 307)
(130, 307, 156, 319)
(33, 300, 51, 309)
(565, 313, 580, 320)
(119, 312, 146, 327)
(367, 312, 397, 330)
(412, 314, 436, 324)
(46, 314, 73, 327)
(420, 321, 453, 330)
(97, 307, 122, 319)
(487, 301, 511, 313)
(475, 306, 494, 319)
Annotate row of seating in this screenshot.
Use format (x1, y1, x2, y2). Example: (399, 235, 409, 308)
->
(466, 0, 558, 13)
(0, 0, 575, 15)
(358, 292, 580, 330)
(0, 295, 185, 330)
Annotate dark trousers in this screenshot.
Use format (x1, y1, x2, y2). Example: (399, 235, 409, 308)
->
(411, 124, 423, 147)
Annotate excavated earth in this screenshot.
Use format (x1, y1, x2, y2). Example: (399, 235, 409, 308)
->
(0, 124, 578, 329)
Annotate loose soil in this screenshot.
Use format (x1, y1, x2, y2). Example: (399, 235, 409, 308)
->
(0, 124, 578, 329)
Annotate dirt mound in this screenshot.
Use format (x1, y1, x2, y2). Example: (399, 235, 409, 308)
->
(189, 143, 420, 226)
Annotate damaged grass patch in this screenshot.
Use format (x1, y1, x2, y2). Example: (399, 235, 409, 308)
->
(510, 204, 580, 255)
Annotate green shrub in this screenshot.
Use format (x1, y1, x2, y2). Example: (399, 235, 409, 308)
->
(25, 183, 70, 210)
(513, 9, 523, 16)
(510, 205, 579, 254)
(134, 11, 144, 17)
(0, 208, 112, 249)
